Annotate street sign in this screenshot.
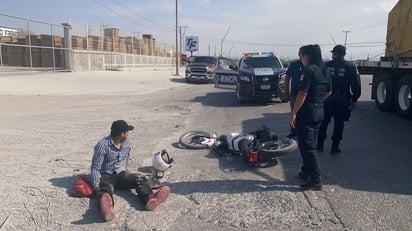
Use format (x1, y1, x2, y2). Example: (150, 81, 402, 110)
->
(185, 36, 199, 52)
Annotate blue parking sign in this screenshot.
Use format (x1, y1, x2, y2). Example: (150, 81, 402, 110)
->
(185, 36, 199, 52)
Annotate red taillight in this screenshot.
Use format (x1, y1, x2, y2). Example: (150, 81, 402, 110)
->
(249, 152, 258, 163)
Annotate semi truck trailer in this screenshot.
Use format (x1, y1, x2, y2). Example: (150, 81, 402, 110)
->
(356, 0, 412, 119)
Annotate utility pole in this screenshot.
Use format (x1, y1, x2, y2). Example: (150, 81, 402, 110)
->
(179, 26, 187, 62)
(100, 23, 108, 51)
(220, 25, 231, 57)
(343, 30, 351, 47)
(179, 26, 182, 65)
(175, 0, 179, 76)
(228, 44, 234, 58)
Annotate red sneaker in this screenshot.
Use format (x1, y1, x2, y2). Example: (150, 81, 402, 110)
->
(145, 186, 170, 211)
(100, 192, 115, 221)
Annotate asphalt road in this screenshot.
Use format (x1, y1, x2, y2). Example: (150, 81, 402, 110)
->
(155, 74, 412, 230)
(0, 69, 411, 230)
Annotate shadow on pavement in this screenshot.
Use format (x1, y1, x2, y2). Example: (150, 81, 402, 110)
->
(239, 100, 412, 196)
(192, 91, 283, 108)
(168, 178, 302, 196)
(49, 174, 150, 225)
(49, 175, 102, 224)
(169, 77, 187, 84)
(317, 100, 412, 195)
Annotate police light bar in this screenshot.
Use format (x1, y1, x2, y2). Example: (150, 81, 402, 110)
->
(243, 52, 274, 57)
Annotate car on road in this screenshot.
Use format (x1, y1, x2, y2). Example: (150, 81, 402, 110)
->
(215, 52, 289, 103)
(185, 56, 238, 84)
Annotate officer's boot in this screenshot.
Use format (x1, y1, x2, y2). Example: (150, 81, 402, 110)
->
(316, 139, 324, 152)
(331, 140, 341, 154)
(300, 177, 322, 191)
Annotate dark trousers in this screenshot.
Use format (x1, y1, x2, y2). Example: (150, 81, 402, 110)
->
(318, 98, 350, 143)
(289, 94, 297, 135)
(98, 171, 153, 205)
(296, 105, 323, 180)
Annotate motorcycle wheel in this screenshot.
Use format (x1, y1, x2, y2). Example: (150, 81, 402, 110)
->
(259, 138, 298, 154)
(179, 130, 212, 149)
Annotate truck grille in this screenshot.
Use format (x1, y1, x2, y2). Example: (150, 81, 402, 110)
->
(254, 75, 278, 83)
(190, 67, 207, 76)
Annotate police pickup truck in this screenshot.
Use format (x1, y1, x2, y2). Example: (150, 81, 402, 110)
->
(215, 52, 289, 103)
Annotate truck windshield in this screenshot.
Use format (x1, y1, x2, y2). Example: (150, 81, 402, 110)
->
(243, 57, 282, 69)
(190, 56, 216, 64)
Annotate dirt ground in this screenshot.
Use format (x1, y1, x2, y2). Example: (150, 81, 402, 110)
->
(0, 68, 188, 231)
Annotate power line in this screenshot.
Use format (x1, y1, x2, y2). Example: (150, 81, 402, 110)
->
(92, 0, 149, 29)
(222, 39, 385, 47)
(107, 0, 173, 31)
(350, 22, 387, 31)
(93, 0, 174, 33)
(343, 30, 351, 47)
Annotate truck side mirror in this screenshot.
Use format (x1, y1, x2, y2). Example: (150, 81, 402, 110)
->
(229, 64, 238, 70)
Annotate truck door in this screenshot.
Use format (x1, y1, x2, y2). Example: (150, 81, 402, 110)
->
(214, 57, 239, 90)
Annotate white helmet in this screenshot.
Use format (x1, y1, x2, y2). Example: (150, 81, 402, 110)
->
(152, 149, 174, 172)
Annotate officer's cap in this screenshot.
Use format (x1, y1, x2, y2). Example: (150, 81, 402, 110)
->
(331, 45, 346, 56)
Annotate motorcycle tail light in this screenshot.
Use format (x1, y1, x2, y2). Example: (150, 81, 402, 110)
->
(249, 152, 258, 163)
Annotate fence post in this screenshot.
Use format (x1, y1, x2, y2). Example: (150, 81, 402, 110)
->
(0, 44, 2, 71)
(27, 18, 33, 70)
(61, 23, 72, 71)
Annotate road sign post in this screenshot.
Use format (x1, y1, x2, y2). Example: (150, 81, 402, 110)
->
(185, 36, 199, 54)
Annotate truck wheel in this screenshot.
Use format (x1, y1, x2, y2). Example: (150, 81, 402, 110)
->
(374, 74, 396, 112)
(395, 76, 412, 119)
(236, 86, 245, 103)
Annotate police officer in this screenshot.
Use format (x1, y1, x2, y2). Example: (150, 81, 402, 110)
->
(290, 44, 331, 190)
(285, 47, 304, 138)
(317, 45, 361, 154)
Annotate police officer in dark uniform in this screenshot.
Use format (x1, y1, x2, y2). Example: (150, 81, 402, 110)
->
(317, 45, 361, 154)
(290, 44, 331, 190)
(285, 47, 304, 138)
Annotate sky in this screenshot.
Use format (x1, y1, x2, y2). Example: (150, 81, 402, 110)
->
(0, 0, 399, 60)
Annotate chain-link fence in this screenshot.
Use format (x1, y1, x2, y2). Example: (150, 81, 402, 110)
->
(0, 13, 66, 72)
(69, 19, 174, 57)
(0, 14, 176, 73)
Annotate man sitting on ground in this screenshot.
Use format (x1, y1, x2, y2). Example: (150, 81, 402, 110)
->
(90, 120, 170, 222)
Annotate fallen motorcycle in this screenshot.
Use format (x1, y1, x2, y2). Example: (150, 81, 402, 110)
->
(179, 125, 297, 168)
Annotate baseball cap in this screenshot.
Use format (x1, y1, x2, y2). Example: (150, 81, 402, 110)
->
(111, 120, 134, 134)
(331, 45, 346, 55)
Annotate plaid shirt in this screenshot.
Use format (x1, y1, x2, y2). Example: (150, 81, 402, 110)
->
(90, 135, 131, 189)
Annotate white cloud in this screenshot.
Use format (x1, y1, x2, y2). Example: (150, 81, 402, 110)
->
(198, 0, 213, 6)
(379, 0, 398, 11)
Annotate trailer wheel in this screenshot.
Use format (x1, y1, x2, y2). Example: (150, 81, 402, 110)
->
(374, 74, 396, 112)
(395, 76, 412, 119)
